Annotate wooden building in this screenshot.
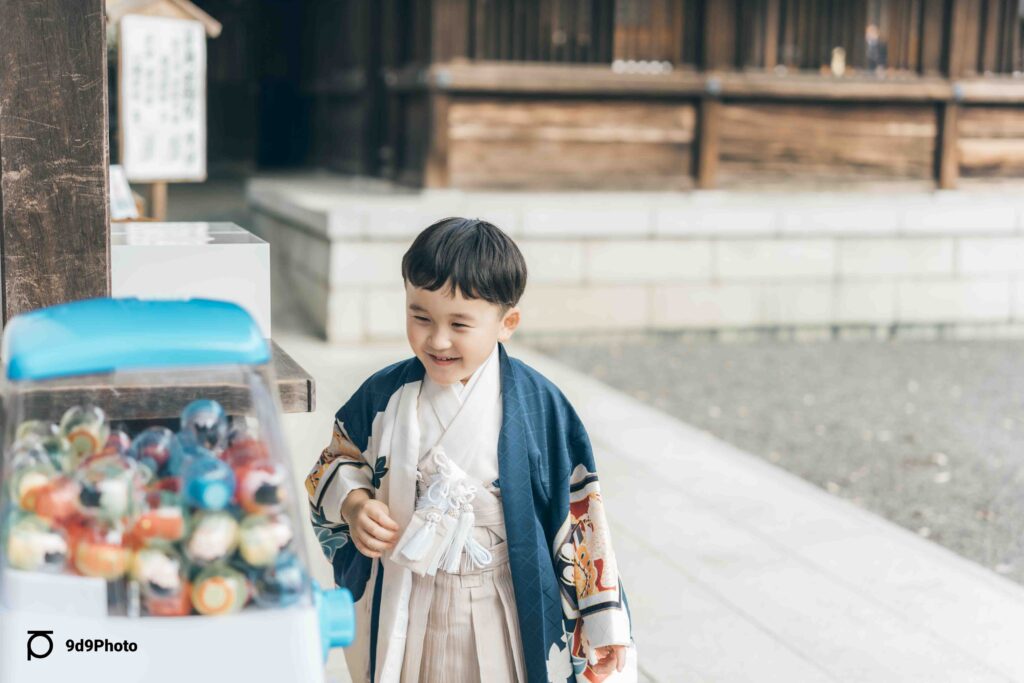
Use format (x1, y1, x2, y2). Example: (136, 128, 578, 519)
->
(194, 0, 1024, 190)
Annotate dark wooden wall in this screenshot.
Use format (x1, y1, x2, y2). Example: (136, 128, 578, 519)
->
(0, 0, 110, 323)
(191, 0, 1024, 190)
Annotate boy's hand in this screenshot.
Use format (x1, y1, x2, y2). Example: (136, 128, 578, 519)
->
(590, 645, 627, 675)
(342, 490, 399, 558)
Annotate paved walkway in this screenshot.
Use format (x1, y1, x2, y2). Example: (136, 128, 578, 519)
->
(276, 327, 1024, 682)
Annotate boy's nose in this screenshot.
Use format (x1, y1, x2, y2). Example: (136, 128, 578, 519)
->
(428, 333, 452, 350)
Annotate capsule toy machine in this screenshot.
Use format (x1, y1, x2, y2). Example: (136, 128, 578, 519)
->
(0, 298, 353, 683)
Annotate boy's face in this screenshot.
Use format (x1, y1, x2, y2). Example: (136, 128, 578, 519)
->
(405, 282, 521, 386)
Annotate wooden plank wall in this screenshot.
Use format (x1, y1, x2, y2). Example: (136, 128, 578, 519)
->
(0, 0, 110, 323)
(717, 103, 937, 185)
(446, 98, 696, 189)
(959, 107, 1024, 177)
(296, 0, 1024, 190)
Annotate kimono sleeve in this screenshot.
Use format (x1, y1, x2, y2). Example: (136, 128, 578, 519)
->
(554, 412, 633, 651)
(305, 402, 376, 564)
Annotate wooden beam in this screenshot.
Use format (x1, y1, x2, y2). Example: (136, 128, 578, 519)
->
(0, 0, 110, 324)
(696, 97, 721, 189)
(937, 102, 960, 189)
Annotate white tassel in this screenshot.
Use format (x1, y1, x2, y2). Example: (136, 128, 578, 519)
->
(463, 536, 493, 570)
(425, 512, 460, 576)
(441, 506, 475, 574)
(399, 512, 440, 562)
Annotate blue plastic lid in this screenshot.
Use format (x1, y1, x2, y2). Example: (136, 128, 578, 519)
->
(3, 298, 270, 381)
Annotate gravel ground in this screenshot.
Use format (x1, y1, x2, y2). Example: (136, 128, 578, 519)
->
(528, 334, 1024, 585)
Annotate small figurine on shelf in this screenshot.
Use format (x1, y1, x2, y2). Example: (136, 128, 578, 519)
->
(180, 399, 228, 452)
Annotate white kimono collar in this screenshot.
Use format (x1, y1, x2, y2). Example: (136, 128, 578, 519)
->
(421, 344, 498, 429)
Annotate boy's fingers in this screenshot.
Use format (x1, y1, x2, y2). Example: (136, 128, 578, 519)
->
(367, 505, 399, 530)
(352, 536, 380, 558)
(615, 647, 626, 672)
(362, 517, 397, 544)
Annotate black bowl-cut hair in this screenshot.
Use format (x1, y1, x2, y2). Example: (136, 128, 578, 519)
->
(401, 217, 527, 309)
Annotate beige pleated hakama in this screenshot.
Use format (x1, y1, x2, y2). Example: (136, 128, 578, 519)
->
(399, 484, 527, 683)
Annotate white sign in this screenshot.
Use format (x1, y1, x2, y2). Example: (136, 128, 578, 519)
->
(108, 164, 139, 220)
(119, 14, 206, 182)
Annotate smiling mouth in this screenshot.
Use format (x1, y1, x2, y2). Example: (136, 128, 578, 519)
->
(428, 353, 460, 363)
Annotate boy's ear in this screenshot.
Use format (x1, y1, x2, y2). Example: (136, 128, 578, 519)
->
(498, 306, 521, 341)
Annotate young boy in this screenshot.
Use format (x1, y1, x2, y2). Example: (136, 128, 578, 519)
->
(306, 218, 636, 683)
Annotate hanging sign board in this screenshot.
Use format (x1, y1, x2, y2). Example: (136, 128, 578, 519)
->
(118, 14, 206, 182)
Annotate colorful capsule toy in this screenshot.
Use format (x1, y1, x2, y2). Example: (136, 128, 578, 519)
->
(8, 440, 58, 511)
(72, 522, 132, 579)
(179, 399, 228, 452)
(15, 421, 72, 471)
(182, 450, 236, 511)
(128, 426, 176, 476)
(75, 454, 146, 522)
(184, 511, 239, 565)
(32, 475, 82, 522)
(238, 514, 293, 567)
(59, 404, 110, 467)
(224, 439, 285, 514)
(131, 544, 189, 616)
(252, 551, 306, 608)
(5, 513, 68, 572)
(191, 563, 249, 615)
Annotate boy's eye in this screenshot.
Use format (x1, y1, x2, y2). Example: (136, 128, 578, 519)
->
(413, 315, 429, 323)
(452, 323, 469, 329)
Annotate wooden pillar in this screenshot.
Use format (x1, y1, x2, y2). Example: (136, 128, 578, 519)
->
(431, 0, 472, 63)
(702, 0, 736, 70)
(696, 97, 721, 189)
(763, 0, 780, 70)
(0, 0, 110, 324)
(937, 102, 960, 189)
(936, 0, 968, 189)
(423, 92, 451, 188)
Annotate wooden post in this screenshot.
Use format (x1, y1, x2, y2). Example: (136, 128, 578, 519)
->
(149, 182, 169, 221)
(0, 0, 110, 324)
(946, 0, 971, 78)
(937, 102, 960, 189)
(423, 92, 451, 188)
(696, 97, 721, 189)
(703, 0, 737, 70)
(763, 0, 780, 70)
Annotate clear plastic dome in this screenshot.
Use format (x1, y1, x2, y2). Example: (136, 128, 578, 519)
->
(0, 299, 351, 683)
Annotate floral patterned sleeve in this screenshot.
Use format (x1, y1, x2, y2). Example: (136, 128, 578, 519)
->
(556, 463, 632, 654)
(305, 418, 373, 533)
